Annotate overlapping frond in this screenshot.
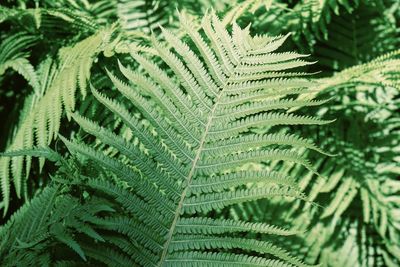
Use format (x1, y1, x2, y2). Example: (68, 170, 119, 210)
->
(312, 2, 398, 71)
(0, 176, 137, 266)
(0, 27, 118, 214)
(223, 0, 397, 70)
(253, 50, 400, 267)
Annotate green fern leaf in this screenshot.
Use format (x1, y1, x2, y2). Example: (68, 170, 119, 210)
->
(61, 12, 330, 266)
(0, 27, 118, 214)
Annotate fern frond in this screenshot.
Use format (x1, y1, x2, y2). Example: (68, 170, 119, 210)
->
(63, 12, 330, 266)
(0, 58, 40, 95)
(260, 49, 400, 266)
(0, 26, 117, 214)
(0, 185, 59, 252)
(1, 172, 140, 266)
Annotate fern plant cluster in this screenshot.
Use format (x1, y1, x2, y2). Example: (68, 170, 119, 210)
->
(0, 0, 399, 266)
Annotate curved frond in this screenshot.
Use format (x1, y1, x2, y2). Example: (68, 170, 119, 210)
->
(0, 27, 117, 213)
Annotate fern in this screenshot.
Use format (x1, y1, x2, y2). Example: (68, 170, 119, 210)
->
(1, 0, 397, 266)
(0, 0, 217, 214)
(0, 176, 133, 265)
(252, 50, 400, 267)
(312, 2, 399, 71)
(226, 0, 398, 71)
(0, 185, 59, 264)
(0, 26, 118, 214)
(49, 12, 333, 266)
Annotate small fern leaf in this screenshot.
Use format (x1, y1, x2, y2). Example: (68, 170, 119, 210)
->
(0, 27, 118, 213)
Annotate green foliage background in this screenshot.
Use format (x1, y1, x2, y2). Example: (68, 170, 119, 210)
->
(0, 0, 399, 266)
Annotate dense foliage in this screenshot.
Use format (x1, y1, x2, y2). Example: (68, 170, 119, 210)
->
(0, 0, 399, 266)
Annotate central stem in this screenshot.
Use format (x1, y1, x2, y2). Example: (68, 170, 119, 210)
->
(157, 93, 223, 265)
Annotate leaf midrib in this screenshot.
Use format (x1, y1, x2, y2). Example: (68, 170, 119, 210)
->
(157, 35, 247, 266)
(157, 93, 222, 265)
